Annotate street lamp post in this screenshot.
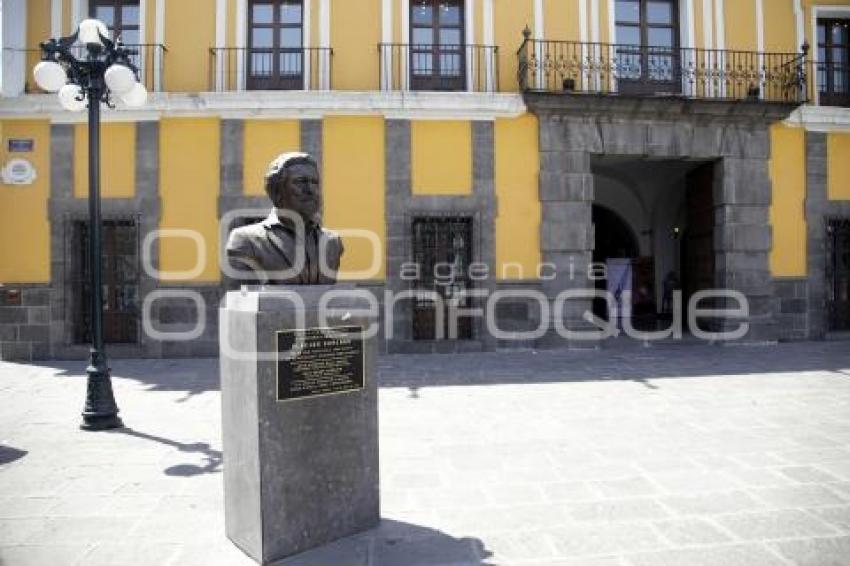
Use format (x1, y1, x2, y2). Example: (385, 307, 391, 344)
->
(34, 19, 148, 430)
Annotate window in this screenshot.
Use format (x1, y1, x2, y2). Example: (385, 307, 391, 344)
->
(817, 19, 850, 106)
(90, 0, 140, 45)
(71, 220, 140, 344)
(410, 0, 465, 91)
(248, 0, 304, 90)
(615, 0, 680, 93)
(411, 216, 474, 340)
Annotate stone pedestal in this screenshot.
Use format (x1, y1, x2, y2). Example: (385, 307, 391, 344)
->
(220, 285, 379, 565)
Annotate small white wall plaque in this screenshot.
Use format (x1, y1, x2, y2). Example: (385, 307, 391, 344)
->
(1, 159, 37, 185)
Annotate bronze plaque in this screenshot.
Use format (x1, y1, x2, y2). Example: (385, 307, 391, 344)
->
(276, 326, 365, 401)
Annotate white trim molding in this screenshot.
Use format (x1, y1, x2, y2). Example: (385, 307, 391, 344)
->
(483, 0, 494, 91)
(702, 0, 713, 49)
(381, 0, 393, 89)
(235, 0, 246, 91)
(794, 0, 804, 52)
(400, 0, 409, 90)
(215, 0, 226, 91)
(465, 0, 476, 92)
(303, 0, 312, 90)
(579, 0, 589, 43)
(755, 0, 764, 98)
(154, 0, 165, 92)
(714, 0, 725, 51)
(319, 0, 330, 90)
(72, 0, 88, 28)
(787, 105, 850, 133)
(51, 0, 63, 38)
(533, 0, 543, 90)
(534, 0, 543, 38)
(1, 91, 528, 122)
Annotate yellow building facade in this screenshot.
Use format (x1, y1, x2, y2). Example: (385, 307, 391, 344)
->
(1, 0, 849, 358)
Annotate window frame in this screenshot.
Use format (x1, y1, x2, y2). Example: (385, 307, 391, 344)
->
(409, 0, 466, 91)
(816, 17, 850, 106)
(89, 0, 141, 45)
(614, 0, 682, 94)
(246, 0, 305, 90)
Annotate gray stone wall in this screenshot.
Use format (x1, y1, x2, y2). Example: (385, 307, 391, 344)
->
(0, 286, 51, 360)
(773, 278, 809, 342)
(383, 119, 498, 354)
(805, 132, 850, 340)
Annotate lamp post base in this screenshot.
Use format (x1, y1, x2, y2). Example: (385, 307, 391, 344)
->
(80, 413, 124, 431)
(80, 349, 123, 431)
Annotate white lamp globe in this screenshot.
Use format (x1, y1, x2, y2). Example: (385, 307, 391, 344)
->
(33, 61, 67, 92)
(58, 84, 87, 112)
(104, 64, 135, 94)
(120, 82, 147, 107)
(78, 19, 109, 45)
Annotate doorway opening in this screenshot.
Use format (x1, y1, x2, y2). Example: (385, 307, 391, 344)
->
(827, 218, 850, 332)
(590, 157, 716, 334)
(69, 219, 140, 344)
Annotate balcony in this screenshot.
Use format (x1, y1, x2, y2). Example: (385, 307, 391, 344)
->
(518, 38, 808, 104)
(208, 47, 332, 92)
(378, 43, 498, 92)
(3, 44, 167, 95)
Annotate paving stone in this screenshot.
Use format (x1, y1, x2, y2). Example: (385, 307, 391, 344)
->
(779, 466, 842, 484)
(715, 509, 839, 540)
(625, 544, 788, 566)
(80, 542, 181, 566)
(547, 523, 664, 557)
(567, 498, 670, 522)
(751, 484, 848, 508)
(0, 544, 91, 566)
(772, 536, 850, 566)
(0, 518, 46, 545)
(659, 491, 764, 516)
(1, 342, 850, 564)
(810, 505, 850, 533)
(593, 476, 658, 498)
(651, 518, 734, 546)
(0, 497, 54, 519)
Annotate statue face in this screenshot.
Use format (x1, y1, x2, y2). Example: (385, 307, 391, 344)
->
(271, 162, 321, 221)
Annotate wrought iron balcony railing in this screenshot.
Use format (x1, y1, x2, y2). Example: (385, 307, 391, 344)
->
(518, 36, 808, 104)
(6, 44, 166, 94)
(378, 43, 498, 93)
(209, 47, 332, 92)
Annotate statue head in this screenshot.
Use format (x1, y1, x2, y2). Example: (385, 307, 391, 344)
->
(264, 152, 321, 223)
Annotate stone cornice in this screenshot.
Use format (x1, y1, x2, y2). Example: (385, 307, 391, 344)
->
(524, 92, 801, 124)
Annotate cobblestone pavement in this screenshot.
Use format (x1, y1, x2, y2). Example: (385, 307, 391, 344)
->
(2, 341, 850, 565)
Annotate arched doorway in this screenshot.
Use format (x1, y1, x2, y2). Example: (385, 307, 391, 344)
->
(591, 205, 643, 321)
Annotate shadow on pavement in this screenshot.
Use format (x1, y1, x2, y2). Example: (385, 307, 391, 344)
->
(108, 427, 222, 476)
(0, 445, 27, 466)
(47, 358, 220, 400)
(272, 519, 493, 566)
(14, 340, 850, 394)
(380, 340, 850, 389)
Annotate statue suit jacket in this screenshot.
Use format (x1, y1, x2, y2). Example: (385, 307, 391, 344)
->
(225, 210, 344, 285)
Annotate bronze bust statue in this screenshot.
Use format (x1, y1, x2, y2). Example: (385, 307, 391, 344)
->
(226, 152, 344, 285)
